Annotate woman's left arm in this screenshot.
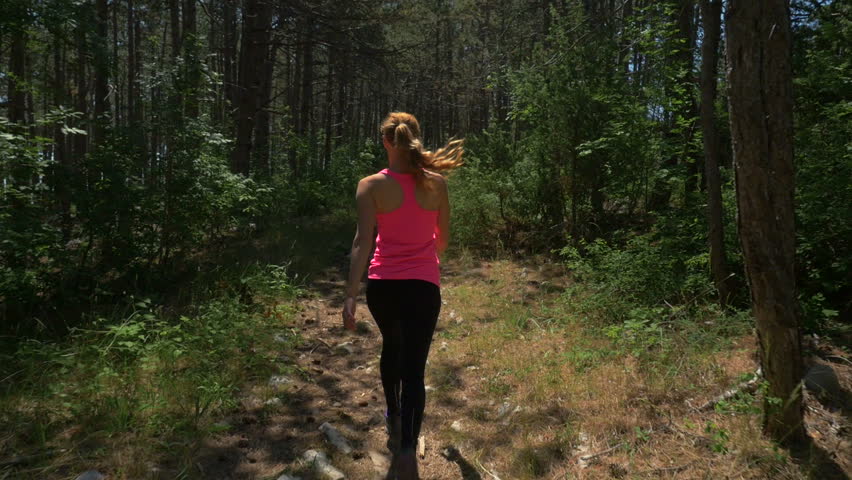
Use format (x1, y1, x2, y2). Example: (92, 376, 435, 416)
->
(343, 177, 377, 329)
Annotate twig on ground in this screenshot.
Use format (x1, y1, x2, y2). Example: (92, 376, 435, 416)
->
(579, 443, 622, 462)
(696, 367, 762, 411)
(475, 457, 503, 480)
(635, 461, 694, 476)
(0, 449, 59, 467)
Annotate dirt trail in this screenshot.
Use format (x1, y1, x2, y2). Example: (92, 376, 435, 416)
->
(197, 265, 492, 480)
(195, 258, 852, 480)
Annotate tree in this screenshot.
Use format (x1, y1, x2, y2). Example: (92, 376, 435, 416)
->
(725, 0, 805, 445)
(698, 0, 732, 306)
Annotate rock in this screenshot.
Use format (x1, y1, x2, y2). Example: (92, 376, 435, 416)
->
(75, 471, 105, 480)
(575, 431, 592, 469)
(303, 450, 345, 480)
(466, 365, 479, 370)
(269, 375, 293, 388)
(332, 401, 342, 407)
(451, 420, 463, 432)
(439, 341, 449, 351)
(496, 402, 513, 419)
(424, 385, 435, 393)
(335, 342, 356, 355)
(319, 422, 354, 454)
(265, 397, 283, 407)
(274, 333, 289, 343)
(368, 449, 390, 471)
(276, 475, 302, 480)
(804, 363, 842, 397)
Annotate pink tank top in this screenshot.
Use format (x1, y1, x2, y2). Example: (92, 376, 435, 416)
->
(368, 168, 440, 287)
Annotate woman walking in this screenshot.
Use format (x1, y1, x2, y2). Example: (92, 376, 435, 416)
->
(342, 112, 463, 479)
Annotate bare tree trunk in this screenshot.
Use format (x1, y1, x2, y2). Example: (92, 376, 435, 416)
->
(52, 37, 71, 242)
(254, 39, 275, 177)
(73, 21, 88, 164)
(8, 31, 27, 124)
(94, 0, 111, 144)
(699, 0, 732, 306)
(300, 19, 314, 170)
(182, 0, 199, 118)
(223, 0, 237, 129)
(230, 0, 272, 175)
(725, 0, 805, 447)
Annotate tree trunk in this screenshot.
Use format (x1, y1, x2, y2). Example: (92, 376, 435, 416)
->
(52, 37, 71, 242)
(8, 31, 27, 124)
(73, 20, 88, 164)
(223, 0, 237, 129)
(254, 39, 275, 177)
(300, 20, 314, 170)
(699, 0, 732, 306)
(182, 0, 199, 118)
(94, 0, 111, 144)
(230, 0, 272, 175)
(725, 0, 805, 446)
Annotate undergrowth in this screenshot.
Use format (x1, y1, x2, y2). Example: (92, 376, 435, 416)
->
(0, 262, 303, 478)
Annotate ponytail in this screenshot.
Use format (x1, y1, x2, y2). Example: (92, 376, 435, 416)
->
(381, 112, 464, 189)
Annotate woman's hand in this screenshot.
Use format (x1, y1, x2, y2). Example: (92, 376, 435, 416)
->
(342, 296, 357, 331)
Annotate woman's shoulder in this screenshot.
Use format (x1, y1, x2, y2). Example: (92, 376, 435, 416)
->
(358, 172, 388, 188)
(423, 170, 448, 190)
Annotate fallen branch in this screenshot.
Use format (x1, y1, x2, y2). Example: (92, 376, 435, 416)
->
(0, 449, 59, 467)
(696, 367, 762, 411)
(579, 443, 622, 463)
(475, 458, 503, 480)
(635, 461, 694, 476)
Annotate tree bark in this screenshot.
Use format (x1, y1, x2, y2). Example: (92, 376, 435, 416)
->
(182, 0, 199, 118)
(230, 0, 272, 175)
(254, 38, 275, 177)
(93, 0, 111, 144)
(8, 30, 27, 124)
(699, 0, 732, 306)
(725, 0, 805, 446)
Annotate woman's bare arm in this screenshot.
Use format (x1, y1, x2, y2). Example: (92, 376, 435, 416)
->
(346, 177, 377, 298)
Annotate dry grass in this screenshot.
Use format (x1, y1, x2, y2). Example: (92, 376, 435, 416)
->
(423, 257, 850, 480)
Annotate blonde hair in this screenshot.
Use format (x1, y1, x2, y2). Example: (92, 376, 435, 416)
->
(380, 112, 464, 187)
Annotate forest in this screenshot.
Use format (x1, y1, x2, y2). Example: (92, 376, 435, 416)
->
(1, 0, 850, 478)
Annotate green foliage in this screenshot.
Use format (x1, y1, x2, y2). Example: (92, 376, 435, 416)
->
(0, 263, 300, 451)
(793, 1, 852, 329)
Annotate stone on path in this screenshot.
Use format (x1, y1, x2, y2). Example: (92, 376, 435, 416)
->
(335, 342, 356, 355)
(75, 471, 105, 480)
(303, 450, 345, 480)
(265, 397, 283, 407)
(319, 422, 353, 454)
(451, 420, 463, 432)
(269, 375, 293, 388)
(276, 475, 302, 480)
(368, 449, 390, 472)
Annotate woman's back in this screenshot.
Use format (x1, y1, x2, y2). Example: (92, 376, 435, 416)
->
(368, 168, 441, 287)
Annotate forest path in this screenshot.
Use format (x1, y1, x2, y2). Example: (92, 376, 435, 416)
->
(194, 251, 852, 480)
(195, 258, 553, 480)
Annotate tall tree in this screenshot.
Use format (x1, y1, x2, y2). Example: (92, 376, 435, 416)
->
(726, 0, 805, 446)
(698, 0, 731, 306)
(230, 0, 272, 175)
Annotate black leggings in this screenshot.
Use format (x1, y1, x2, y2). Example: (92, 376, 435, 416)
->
(366, 279, 441, 450)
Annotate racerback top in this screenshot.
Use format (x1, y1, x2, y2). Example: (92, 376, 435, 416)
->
(368, 168, 440, 287)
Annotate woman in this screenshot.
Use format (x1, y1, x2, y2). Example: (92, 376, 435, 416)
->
(342, 112, 463, 479)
